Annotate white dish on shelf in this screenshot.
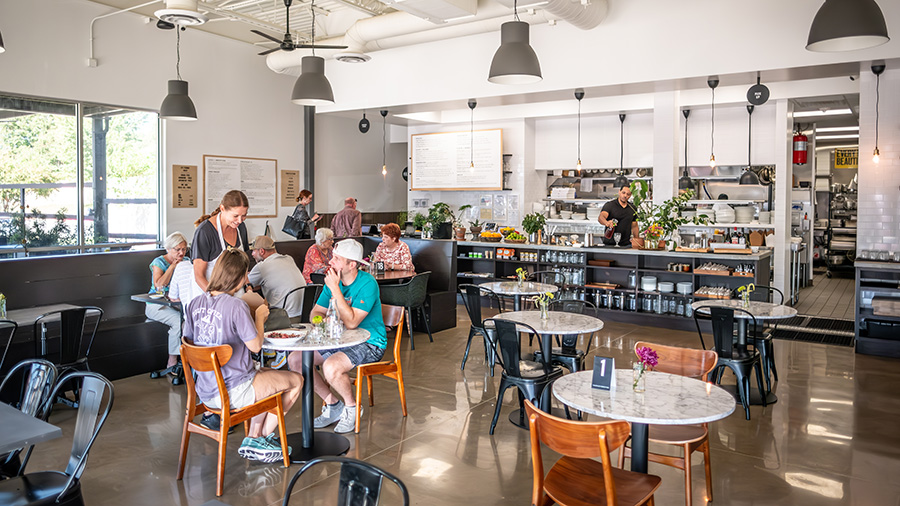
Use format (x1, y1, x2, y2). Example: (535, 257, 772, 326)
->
(676, 282, 693, 294)
(658, 282, 675, 293)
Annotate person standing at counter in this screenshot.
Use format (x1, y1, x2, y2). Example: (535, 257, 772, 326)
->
(598, 185, 643, 248)
(191, 190, 251, 293)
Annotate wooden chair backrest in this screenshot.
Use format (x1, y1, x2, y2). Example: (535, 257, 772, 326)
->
(634, 341, 718, 380)
(180, 341, 234, 410)
(525, 399, 629, 506)
(382, 305, 405, 361)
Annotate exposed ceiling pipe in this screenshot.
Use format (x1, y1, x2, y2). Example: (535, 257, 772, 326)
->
(266, 0, 607, 75)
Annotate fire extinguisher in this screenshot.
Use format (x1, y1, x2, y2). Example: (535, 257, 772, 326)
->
(793, 131, 808, 165)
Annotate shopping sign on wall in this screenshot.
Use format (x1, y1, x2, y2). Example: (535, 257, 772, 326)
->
(834, 149, 858, 169)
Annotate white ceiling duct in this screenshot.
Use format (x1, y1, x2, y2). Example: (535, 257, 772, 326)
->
(266, 0, 607, 75)
(155, 0, 208, 26)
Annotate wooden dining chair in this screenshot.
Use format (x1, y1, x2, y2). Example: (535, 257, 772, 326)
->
(177, 341, 290, 497)
(354, 305, 407, 433)
(617, 342, 719, 506)
(524, 399, 661, 506)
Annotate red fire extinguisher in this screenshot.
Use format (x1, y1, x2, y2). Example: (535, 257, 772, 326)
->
(793, 132, 808, 165)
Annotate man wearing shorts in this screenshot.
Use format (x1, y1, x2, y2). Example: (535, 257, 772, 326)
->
(286, 239, 385, 433)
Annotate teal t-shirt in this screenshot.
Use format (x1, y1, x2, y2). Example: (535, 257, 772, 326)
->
(149, 255, 171, 294)
(316, 270, 386, 349)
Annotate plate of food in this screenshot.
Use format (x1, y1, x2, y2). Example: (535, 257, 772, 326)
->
(264, 329, 307, 346)
(149, 293, 165, 299)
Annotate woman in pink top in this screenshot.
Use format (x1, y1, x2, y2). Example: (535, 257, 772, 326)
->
(303, 228, 334, 283)
(373, 223, 414, 271)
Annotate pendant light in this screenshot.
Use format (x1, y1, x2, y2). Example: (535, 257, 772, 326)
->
(678, 109, 693, 191)
(0, 29, 5, 53)
(291, 0, 334, 106)
(708, 76, 719, 168)
(468, 99, 477, 170)
(740, 105, 761, 185)
(488, 0, 542, 85)
(872, 62, 885, 163)
(575, 89, 584, 173)
(614, 114, 630, 189)
(160, 28, 198, 121)
(381, 110, 388, 176)
(806, 0, 890, 52)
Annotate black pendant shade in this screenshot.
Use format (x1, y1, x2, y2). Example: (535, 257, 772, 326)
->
(160, 79, 198, 121)
(291, 56, 334, 106)
(806, 0, 890, 52)
(488, 21, 542, 85)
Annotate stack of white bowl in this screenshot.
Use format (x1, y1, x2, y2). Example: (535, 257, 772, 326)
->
(676, 282, 693, 295)
(714, 204, 735, 224)
(572, 212, 586, 221)
(658, 282, 675, 293)
(734, 206, 754, 224)
(586, 207, 602, 221)
(641, 276, 658, 292)
(560, 210, 573, 220)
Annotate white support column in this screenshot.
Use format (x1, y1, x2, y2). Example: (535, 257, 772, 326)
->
(773, 99, 793, 300)
(652, 91, 679, 206)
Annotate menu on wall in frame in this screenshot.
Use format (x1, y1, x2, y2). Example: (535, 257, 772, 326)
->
(281, 170, 300, 207)
(172, 165, 197, 208)
(203, 155, 277, 218)
(410, 129, 502, 191)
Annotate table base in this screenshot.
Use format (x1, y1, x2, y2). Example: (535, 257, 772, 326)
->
(508, 407, 570, 429)
(284, 431, 350, 463)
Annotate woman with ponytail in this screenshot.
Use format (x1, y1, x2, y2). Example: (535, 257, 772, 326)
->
(190, 190, 251, 293)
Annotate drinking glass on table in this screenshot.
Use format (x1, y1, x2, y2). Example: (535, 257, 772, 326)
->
(613, 233, 622, 246)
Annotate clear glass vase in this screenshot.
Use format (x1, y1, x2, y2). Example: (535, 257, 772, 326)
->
(540, 304, 549, 320)
(632, 362, 647, 392)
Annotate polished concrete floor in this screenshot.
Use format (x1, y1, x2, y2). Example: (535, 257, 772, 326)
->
(26, 306, 900, 505)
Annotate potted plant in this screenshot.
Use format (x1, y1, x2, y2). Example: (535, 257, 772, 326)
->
(412, 212, 428, 233)
(469, 218, 483, 237)
(453, 205, 472, 241)
(629, 181, 707, 249)
(522, 212, 546, 243)
(428, 203, 471, 240)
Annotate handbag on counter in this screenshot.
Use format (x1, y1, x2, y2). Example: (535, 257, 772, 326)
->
(282, 214, 304, 238)
(264, 307, 292, 332)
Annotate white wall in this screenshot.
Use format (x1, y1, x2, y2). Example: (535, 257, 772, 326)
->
(0, 0, 304, 242)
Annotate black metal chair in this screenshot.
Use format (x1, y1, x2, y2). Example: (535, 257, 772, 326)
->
(457, 284, 503, 375)
(531, 299, 597, 374)
(297, 284, 324, 323)
(484, 318, 565, 435)
(379, 272, 432, 350)
(33, 307, 103, 408)
(731, 285, 784, 392)
(0, 359, 58, 479)
(309, 272, 326, 286)
(0, 319, 18, 374)
(694, 306, 766, 420)
(0, 371, 114, 506)
(282, 456, 410, 506)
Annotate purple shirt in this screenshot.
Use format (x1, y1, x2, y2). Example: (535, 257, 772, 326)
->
(183, 293, 258, 403)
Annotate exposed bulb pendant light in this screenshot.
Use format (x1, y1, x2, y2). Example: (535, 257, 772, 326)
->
(160, 28, 198, 121)
(614, 114, 629, 189)
(468, 99, 477, 171)
(291, 0, 334, 106)
(381, 110, 388, 176)
(678, 109, 693, 191)
(488, 0, 542, 85)
(873, 62, 885, 163)
(740, 105, 761, 185)
(806, 0, 890, 52)
(575, 89, 584, 173)
(708, 76, 719, 168)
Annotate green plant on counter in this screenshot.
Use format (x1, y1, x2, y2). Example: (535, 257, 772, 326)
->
(428, 202, 473, 229)
(397, 211, 408, 225)
(629, 181, 707, 239)
(412, 212, 428, 231)
(469, 218, 483, 228)
(522, 212, 546, 235)
(454, 205, 472, 227)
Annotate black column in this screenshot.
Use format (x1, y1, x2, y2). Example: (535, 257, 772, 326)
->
(304, 106, 315, 215)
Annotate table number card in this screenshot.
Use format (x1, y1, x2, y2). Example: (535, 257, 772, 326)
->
(592, 356, 616, 390)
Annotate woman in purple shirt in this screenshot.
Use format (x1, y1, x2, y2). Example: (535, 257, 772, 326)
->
(183, 249, 303, 463)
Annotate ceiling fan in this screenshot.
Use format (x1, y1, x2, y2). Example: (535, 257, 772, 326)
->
(252, 0, 347, 56)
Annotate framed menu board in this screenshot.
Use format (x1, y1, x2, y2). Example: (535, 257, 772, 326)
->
(203, 155, 277, 218)
(411, 129, 502, 191)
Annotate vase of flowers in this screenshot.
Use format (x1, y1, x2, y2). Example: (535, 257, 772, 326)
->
(633, 346, 659, 392)
(531, 291, 554, 320)
(737, 283, 756, 309)
(642, 223, 664, 250)
(515, 267, 527, 288)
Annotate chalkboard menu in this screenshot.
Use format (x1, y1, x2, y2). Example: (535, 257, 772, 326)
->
(411, 129, 503, 191)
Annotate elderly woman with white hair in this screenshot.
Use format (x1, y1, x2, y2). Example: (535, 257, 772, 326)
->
(302, 228, 334, 284)
(146, 231, 189, 375)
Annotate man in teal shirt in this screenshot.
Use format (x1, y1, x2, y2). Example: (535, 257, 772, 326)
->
(287, 239, 385, 434)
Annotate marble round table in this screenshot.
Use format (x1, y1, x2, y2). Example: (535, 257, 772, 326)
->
(553, 369, 736, 473)
(371, 269, 416, 283)
(263, 326, 369, 463)
(479, 281, 559, 311)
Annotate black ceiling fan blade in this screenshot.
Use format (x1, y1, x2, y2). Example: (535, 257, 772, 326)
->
(294, 44, 349, 49)
(258, 47, 280, 56)
(251, 29, 283, 44)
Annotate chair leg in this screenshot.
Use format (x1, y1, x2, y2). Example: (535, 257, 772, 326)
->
(406, 307, 415, 350)
(419, 305, 433, 343)
(176, 417, 192, 480)
(490, 380, 511, 435)
(216, 432, 227, 496)
(367, 376, 374, 407)
(754, 360, 768, 408)
(461, 327, 476, 370)
(767, 340, 779, 382)
(701, 439, 713, 502)
(683, 443, 692, 506)
(397, 370, 408, 417)
(355, 373, 364, 434)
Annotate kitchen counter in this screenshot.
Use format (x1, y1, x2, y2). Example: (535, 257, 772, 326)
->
(855, 261, 900, 272)
(456, 240, 772, 262)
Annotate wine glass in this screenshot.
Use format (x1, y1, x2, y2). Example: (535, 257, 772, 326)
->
(613, 233, 622, 246)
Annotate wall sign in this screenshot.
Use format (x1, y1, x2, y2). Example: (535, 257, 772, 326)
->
(834, 148, 858, 169)
(410, 129, 503, 191)
(172, 164, 197, 208)
(203, 155, 277, 218)
(281, 170, 300, 207)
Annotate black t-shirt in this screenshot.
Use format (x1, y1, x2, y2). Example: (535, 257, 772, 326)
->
(601, 199, 637, 246)
(191, 218, 250, 263)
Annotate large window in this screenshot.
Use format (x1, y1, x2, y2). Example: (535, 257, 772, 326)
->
(0, 94, 160, 256)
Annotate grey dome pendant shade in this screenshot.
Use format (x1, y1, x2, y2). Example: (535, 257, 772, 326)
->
(291, 56, 334, 106)
(160, 80, 197, 121)
(806, 0, 889, 52)
(488, 21, 542, 85)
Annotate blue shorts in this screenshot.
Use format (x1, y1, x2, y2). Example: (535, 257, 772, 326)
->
(320, 342, 384, 367)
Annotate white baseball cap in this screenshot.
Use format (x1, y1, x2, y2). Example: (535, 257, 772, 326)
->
(333, 239, 370, 266)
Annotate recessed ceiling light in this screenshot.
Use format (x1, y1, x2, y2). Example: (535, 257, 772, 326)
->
(816, 134, 859, 140)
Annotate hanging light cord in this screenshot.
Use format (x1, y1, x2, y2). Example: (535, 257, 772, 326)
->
(684, 114, 688, 173)
(176, 29, 182, 80)
(470, 106, 474, 166)
(619, 117, 624, 171)
(710, 86, 715, 156)
(875, 73, 881, 150)
(577, 99, 581, 163)
(513, 0, 520, 21)
(310, 1, 317, 57)
(382, 114, 387, 167)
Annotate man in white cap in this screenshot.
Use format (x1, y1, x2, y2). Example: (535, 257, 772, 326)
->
(287, 238, 385, 434)
(248, 235, 306, 369)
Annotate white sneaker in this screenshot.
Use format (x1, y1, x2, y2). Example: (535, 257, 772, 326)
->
(271, 351, 287, 370)
(313, 400, 345, 428)
(333, 405, 359, 434)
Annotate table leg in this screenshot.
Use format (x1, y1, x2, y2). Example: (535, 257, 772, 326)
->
(631, 422, 649, 473)
(513, 296, 521, 311)
(283, 350, 350, 463)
